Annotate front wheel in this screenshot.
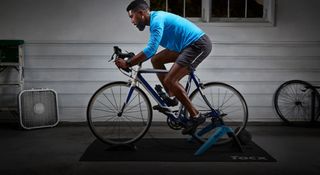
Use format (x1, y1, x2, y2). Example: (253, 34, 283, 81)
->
(87, 81, 153, 145)
(189, 82, 248, 145)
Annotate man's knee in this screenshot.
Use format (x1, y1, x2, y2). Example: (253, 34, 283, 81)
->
(151, 56, 158, 66)
(151, 54, 163, 67)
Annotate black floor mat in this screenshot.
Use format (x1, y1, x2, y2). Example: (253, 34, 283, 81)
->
(80, 138, 276, 162)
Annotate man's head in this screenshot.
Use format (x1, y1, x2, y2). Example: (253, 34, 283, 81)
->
(126, 0, 150, 31)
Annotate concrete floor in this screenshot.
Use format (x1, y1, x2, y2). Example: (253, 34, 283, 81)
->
(0, 122, 320, 175)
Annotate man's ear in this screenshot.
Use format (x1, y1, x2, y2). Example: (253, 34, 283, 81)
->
(138, 10, 145, 16)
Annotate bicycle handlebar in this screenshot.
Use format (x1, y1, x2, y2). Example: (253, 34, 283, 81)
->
(109, 46, 135, 73)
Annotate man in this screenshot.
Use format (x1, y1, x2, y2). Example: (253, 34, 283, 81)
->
(115, 0, 212, 135)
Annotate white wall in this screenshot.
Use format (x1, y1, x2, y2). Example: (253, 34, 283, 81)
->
(0, 0, 319, 122)
(0, 0, 147, 43)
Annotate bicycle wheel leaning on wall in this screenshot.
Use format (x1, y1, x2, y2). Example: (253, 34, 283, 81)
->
(273, 80, 320, 124)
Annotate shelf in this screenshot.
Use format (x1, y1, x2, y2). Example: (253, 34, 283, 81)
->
(0, 107, 18, 112)
(0, 40, 24, 111)
(0, 83, 22, 86)
(0, 63, 20, 66)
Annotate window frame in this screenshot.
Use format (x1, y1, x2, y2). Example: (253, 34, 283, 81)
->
(203, 0, 276, 26)
(149, 0, 203, 22)
(148, 0, 276, 26)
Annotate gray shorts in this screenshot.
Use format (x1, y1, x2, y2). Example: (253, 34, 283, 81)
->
(176, 34, 212, 70)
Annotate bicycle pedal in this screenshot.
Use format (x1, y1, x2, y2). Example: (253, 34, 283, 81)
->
(153, 105, 171, 113)
(220, 113, 227, 117)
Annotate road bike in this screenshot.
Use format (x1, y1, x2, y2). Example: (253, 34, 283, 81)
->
(87, 46, 248, 145)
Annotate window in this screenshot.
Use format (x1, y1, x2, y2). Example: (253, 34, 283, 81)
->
(211, 0, 265, 22)
(149, 0, 275, 25)
(150, 0, 201, 20)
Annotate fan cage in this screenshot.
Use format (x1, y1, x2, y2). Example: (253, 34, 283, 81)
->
(18, 89, 59, 129)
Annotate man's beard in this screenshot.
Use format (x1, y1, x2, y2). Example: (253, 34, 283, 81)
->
(136, 21, 145, 31)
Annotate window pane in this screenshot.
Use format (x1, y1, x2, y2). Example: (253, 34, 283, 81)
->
(185, 0, 201, 17)
(212, 0, 228, 17)
(247, 0, 264, 18)
(168, 0, 184, 17)
(150, 0, 166, 11)
(230, 0, 245, 18)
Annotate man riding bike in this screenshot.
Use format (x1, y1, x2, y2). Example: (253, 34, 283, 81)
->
(115, 0, 212, 135)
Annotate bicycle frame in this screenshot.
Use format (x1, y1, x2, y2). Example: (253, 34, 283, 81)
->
(120, 64, 219, 125)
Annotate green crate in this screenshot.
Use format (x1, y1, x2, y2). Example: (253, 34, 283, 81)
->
(0, 40, 24, 63)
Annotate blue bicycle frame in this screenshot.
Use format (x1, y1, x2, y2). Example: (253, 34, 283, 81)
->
(120, 65, 220, 126)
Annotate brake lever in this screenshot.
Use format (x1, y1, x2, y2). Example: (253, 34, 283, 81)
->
(108, 53, 115, 62)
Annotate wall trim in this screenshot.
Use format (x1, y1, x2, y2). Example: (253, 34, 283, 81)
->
(24, 40, 320, 46)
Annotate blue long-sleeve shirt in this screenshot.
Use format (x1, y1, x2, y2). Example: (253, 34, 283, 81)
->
(143, 11, 205, 59)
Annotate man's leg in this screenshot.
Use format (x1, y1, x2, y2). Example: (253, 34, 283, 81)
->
(164, 63, 207, 135)
(163, 63, 199, 118)
(151, 49, 183, 97)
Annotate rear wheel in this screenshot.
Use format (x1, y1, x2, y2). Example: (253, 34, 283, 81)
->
(188, 82, 248, 145)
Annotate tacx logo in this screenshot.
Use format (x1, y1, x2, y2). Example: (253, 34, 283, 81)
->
(230, 156, 268, 161)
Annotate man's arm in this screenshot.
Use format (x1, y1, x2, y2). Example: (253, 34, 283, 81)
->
(115, 51, 147, 69)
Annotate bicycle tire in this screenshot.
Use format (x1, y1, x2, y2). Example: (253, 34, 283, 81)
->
(274, 80, 320, 124)
(188, 82, 248, 145)
(87, 81, 152, 145)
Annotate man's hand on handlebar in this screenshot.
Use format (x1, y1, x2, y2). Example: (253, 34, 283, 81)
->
(115, 58, 130, 69)
(112, 46, 147, 72)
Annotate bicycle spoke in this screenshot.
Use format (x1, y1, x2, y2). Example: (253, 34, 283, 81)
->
(126, 92, 139, 107)
(124, 101, 145, 113)
(220, 101, 238, 111)
(122, 114, 145, 121)
(92, 108, 116, 113)
(101, 93, 118, 112)
(278, 93, 295, 102)
(124, 109, 148, 113)
(122, 117, 140, 136)
(284, 87, 296, 99)
(300, 90, 311, 101)
(301, 106, 310, 121)
(219, 89, 227, 110)
(280, 89, 291, 98)
(222, 106, 242, 115)
(219, 93, 235, 110)
(198, 109, 212, 112)
(120, 86, 122, 108)
(194, 104, 211, 111)
(103, 118, 118, 138)
(218, 88, 221, 109)
(92, 114, 116, 120)
(278, 98, 295, 104)
(223, 115, 238, 122)
(110, 88, 119, 111)
(289, 85, 297, 98)
(210, 88, 215, 108)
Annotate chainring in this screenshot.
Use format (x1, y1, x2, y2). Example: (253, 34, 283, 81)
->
(167, 117, 183, 130)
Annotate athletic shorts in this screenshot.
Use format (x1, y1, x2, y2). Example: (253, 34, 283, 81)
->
(176, 34, 212, 70)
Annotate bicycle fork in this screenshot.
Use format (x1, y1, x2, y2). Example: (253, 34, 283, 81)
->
(117, 85, 135, 117)
(117, 70, 140, 116)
